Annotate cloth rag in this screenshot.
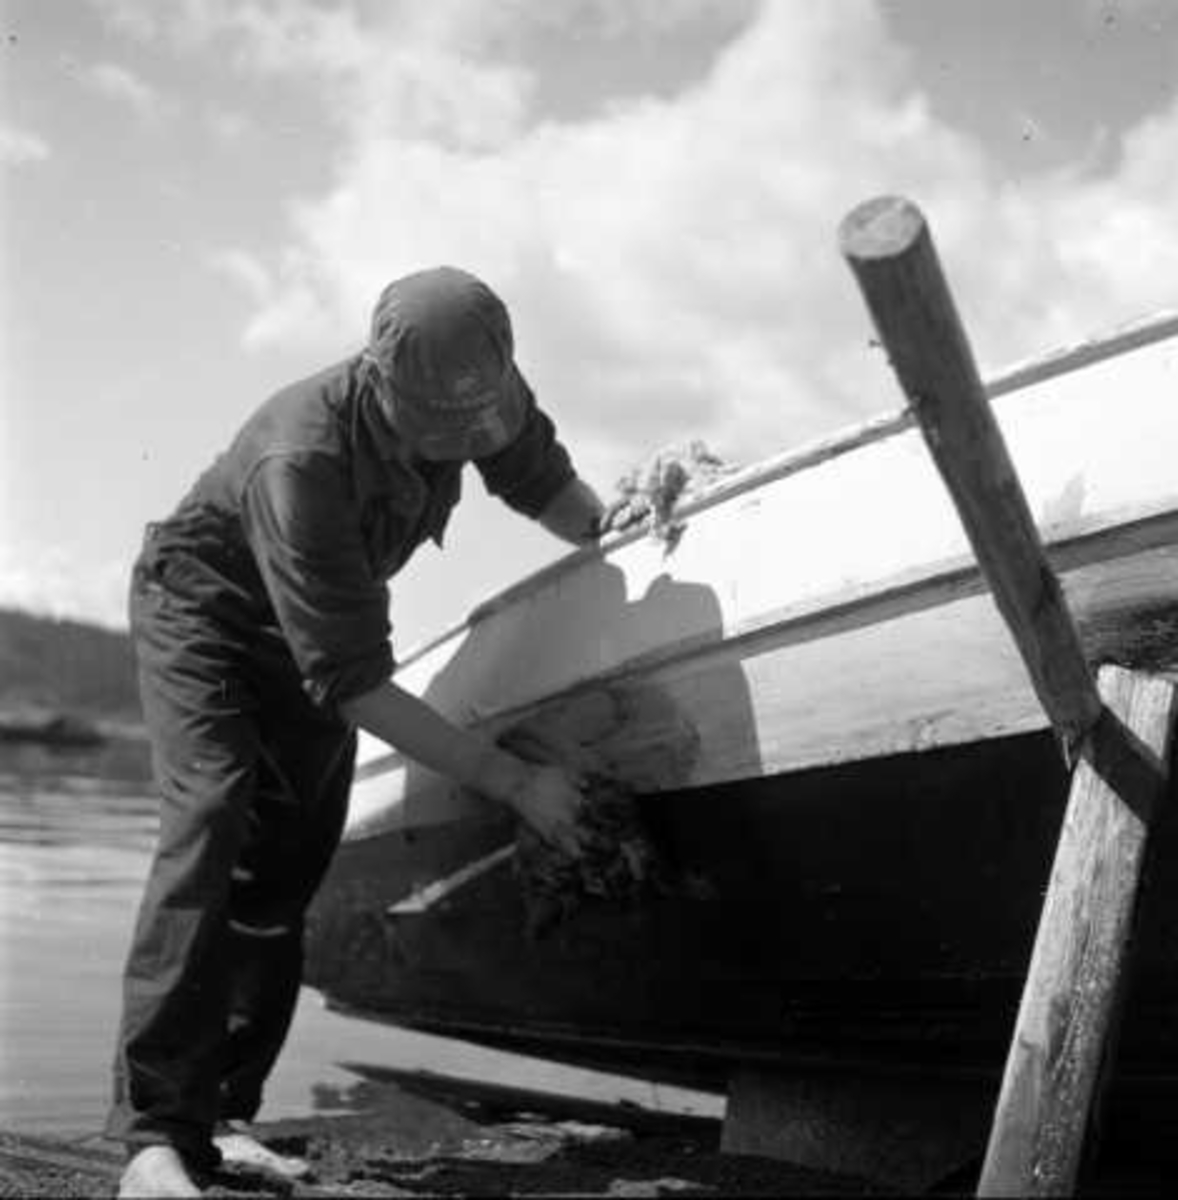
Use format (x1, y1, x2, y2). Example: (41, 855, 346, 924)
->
(497, 726, 678, 939)
(603, 440, 739, 549)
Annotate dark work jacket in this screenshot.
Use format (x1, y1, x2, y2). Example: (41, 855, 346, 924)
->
(140, 355, 574, 709)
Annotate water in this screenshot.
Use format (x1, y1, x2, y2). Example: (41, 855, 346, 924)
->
(0, 777, 723, 1138)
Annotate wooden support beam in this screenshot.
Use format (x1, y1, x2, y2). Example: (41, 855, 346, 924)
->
(838, 196, 1102, 757)
(838, 195, 1178, 1194)
(977, 664, 1177, 1194)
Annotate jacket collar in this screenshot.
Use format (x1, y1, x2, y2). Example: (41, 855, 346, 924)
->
(350, 357, 458, 502)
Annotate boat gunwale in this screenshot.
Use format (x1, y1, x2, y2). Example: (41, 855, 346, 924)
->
(391, 309, 1178, 673)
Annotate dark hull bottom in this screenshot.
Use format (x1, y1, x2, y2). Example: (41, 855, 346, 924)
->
(305, 730, 1178, 1088)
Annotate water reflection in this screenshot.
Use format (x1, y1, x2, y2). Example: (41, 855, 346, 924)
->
(0, 781, 722, 1138)
(0, 783, 151, 1134)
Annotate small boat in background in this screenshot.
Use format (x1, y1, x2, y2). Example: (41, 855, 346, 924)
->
(0, 709, 105, 748)
(305, 312, 1178, 1088)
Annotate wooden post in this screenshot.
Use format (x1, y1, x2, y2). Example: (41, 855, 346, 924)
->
(977, 663, 1177, 1194)
(838, 196, 1101, 759)
(839, 195, 1178, 1195)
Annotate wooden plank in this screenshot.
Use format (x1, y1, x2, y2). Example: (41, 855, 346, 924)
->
(839, 195, 1103, 755)
(977, 664, 1178, 1195)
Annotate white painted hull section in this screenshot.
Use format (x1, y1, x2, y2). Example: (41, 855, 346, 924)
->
(346, 317, 1178, 839)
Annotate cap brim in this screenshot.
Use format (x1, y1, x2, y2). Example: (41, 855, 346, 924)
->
(392, 364, 527, 461)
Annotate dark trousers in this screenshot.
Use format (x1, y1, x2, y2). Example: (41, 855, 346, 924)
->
(105, 551, 355, 1167)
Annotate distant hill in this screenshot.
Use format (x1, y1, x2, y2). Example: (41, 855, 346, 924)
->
(0, 607, 141, 724)
(0, 608, 151, 783)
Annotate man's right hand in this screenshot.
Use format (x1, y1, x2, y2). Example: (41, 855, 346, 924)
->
(510, 763, 588, 858)
(340, 680, 590, 858)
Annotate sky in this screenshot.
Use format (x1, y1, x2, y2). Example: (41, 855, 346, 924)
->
(3, 0, 1178, 650)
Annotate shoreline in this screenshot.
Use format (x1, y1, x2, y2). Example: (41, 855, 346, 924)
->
(0, 1096, 886, 1198)
(4, 1063, 1176, 1196)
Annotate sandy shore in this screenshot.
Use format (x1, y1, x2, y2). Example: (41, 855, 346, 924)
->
(6, 1068, 1176, 1197)
(0, 1121, 884, 1198)
(0, 1075, 886, 1199)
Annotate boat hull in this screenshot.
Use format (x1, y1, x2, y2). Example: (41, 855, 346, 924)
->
(306, 725, 1178, 1085)
(341, 319, 1178, 842)
(305, 315, 1178, 1083)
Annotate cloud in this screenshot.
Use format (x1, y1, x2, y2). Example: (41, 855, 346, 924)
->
(204, 246, 327, 349)
(205, 247, 273, 304)
(99, 0, 1178, 485)
(200, 3, 989, 465)
(0, 124, 51, 166)
(80, 61, 165, 122)
(88, 0, 750, 57)
(204, 106, 253, 144)
(87, 0, 162, 40)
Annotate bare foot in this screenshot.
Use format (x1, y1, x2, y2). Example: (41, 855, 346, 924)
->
(214, 1121, 310, 1180)
(118, 1145, 201, 1198)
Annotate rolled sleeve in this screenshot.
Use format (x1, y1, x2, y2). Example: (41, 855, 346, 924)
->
(475, 373, 575, 518)
(241, 453, 393, 708)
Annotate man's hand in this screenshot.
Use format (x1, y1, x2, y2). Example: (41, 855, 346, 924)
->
(341, 682, 590, 857)
(536, 476, 606, 546)
(509, 763, 588, 858)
